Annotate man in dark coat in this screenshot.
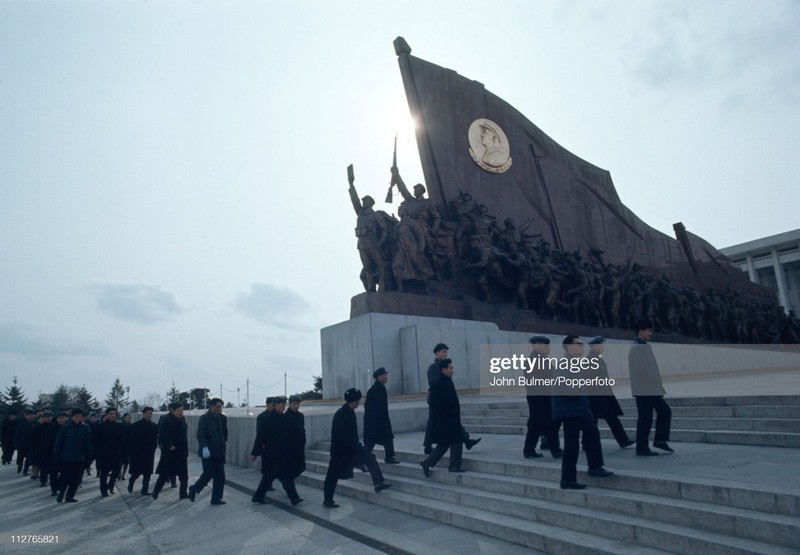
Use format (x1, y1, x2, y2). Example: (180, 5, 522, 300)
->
(250, 397, 302, 505)
(363, 367, 398, 464)
(14, 408, 36, 475)
(28, 412, 48, 480)
(1, 410, 18, 465)
(188, 398, 228, 505)
(94, 408, 124, 496)
(34, 412, 54, 487)
(284, 395, 306, 481)
(423, 342, 450, 454)
(586, 337, 634, 448)
(53, 407, 93, 503)
(152, 402, 189, 500)
(629, 319, 673, 456)
(420, 359, 481, 477)
(523, 336, 563, 459)
(85, 412, 99, 476)
(127, 407, 158, 496)
(323, 388, 392, 508)
(43, 412, 67, 495)
(552, 335, 613, 490)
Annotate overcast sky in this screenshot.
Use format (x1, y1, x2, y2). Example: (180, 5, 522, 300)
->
(2, 0, 798, 406)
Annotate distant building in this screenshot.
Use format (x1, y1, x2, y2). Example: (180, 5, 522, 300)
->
(721, 229, 800, 316)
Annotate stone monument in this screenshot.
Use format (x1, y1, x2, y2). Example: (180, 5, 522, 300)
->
(321, 37, 800, 399)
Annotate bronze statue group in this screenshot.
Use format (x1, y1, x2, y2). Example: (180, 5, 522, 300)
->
(347, 167, 799, 344)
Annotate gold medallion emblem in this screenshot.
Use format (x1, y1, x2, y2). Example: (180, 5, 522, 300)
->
(468, 118, 512, 174)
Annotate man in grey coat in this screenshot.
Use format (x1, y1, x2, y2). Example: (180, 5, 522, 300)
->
(629, 319, 673, 456)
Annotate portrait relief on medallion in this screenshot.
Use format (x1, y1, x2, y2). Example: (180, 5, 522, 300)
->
(468, 118, 512, 174)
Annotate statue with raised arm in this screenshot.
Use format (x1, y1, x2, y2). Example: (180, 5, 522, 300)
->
(390, 167, 443, 277)
(347, 165, 393, 292)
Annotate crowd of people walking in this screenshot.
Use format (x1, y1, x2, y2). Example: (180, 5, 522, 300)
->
(1, 318, 673, 507)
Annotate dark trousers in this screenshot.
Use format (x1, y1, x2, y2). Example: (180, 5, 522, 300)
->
(423, 406, 433, 449)
(422, 441, 463, 470)
(323, 450, 384, 502)
(635, 396, 672, 451)
(524, 396, 561, 455)
(254, 472, 299, 503)
(16, 448, 30, 474)
(59, 461, 84, 500)
(153, 458, 188, 497)
(601, 414, 631, 446)
(561, 415, 604, 483)
(98, 463, 119, 494)
(1, 445, 13, 464)
(192, 457, 225, 502)
(364, 438, 396, 461)
(129, 472, 152, 493)
(46, 461, 61, 493)
(38, 460, 51, 486)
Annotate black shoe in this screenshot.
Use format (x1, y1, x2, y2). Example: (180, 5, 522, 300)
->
(423, 447, 432, 455)
(170, 483, 177, 488)
(620, 439, 636, 448)
(587, 467, 614, 477)
(356, 463, 368, 473)
(560, 481, 587, 490)
(420, 461, 431, 478)
(188, 485, 196, 502)
(179, 493, 189, 500)
(51, 491, 58, 497)
(267, 486, 275, 492)
(551, 449, 563, 459)
(210, 499, 226, 505)
(524, 451, 543, 459)
(65, 498, 78, 503)
(141, 491, 150, 496)
(653, 441, 674, 453)
(151, 490, 159, 500)
(127, 481, 134, 493)
(374, 482, 392, 493)
(636, 450, 659, 456)
(252, 497, 270, 505)
(101, 492, 109, 497)
(39, 481, 46, 487)
(448, 467, 466, 473)
(465, 437, 482, 451)
(291, 497, 304, 506)
(56, 492, 64, 503)
(384, 457, 400, 464)
(323, 500, 339, 508)
(109, 488, 115, 494)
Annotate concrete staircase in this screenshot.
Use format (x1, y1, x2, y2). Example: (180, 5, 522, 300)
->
(294, 396, 800, 554)
(460, 396, 800, 448)
(298, 443, 799, 554)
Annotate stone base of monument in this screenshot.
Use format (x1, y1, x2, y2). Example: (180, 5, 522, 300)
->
(323, 293, 797, 399)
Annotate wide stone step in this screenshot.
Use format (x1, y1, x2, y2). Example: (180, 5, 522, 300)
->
(616, 395, 800, 407)
(478, 396, 800, 410)
(297, 468, 672, 555)
(461, 415, 800, 433)
(461, 423, 800, 447)
(301, 455, 798, 554)
(461, 405, 800, 419)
